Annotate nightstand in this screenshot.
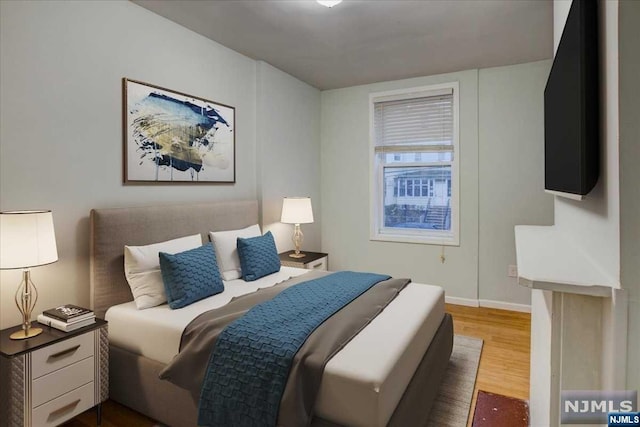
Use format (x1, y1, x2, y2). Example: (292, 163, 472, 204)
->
(0, 319, 108, 427)
(279, 250, 329, 271)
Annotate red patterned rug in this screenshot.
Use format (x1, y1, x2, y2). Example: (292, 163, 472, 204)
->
(472, 390, 529, 427)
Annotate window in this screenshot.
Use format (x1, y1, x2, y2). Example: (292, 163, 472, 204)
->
(370, 83, 459, 245)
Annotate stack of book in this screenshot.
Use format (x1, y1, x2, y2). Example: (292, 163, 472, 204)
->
(37, 304, 95, 332)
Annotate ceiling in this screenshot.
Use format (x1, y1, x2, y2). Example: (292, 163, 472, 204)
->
(133, 0, 553, 90)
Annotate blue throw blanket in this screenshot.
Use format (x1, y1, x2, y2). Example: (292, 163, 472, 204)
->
(198, 271, 390, 427)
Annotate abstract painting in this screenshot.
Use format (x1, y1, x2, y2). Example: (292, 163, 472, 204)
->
(123, 79, 235, 183)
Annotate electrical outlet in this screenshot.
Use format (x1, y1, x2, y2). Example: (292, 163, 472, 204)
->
(508, 264, 518, 278)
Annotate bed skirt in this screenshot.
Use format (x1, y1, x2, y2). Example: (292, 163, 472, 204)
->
(109, 313, 454, 427)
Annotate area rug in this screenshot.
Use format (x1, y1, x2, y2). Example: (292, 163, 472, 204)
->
(427, 335, 483, 427)
(471, 390, 529, 427)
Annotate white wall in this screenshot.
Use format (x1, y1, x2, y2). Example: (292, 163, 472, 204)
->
(478, 60, 554, 305)
(619, 0, 640, 391)
(553, 0, 572, 53)
(0, 1, 561, 325)
(527, 2, 626, 416)
(321, 70, 479, 299)
(0, 1, 320, 329)
(526, 2, 625, 423)
(553, 0, 620, 287)
(320, 63, 552, 304)
(256, 61, 322, 253)
(554, 0, 625, 389)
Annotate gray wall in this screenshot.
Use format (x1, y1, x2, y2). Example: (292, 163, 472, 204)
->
(320, 61, 553, 304)
(0, 1, 319, 328)
(256, 61, 322, 253)
(478, 61, 554, 304)
(619, 0, 640, 391)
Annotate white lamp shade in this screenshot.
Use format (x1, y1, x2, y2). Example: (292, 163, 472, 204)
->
(0, 210, 58, 269)
(281, 197, 314, 224)
(317, 0, 342, 7)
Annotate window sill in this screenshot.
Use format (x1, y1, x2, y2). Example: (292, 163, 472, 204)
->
(370, 232, 459, 246)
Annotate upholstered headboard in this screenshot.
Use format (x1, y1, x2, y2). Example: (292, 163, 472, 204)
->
(90, 200, 259, 318)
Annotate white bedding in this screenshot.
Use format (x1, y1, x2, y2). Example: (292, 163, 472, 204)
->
(106, 267, 445, 427)
(106, 266, 309, 364)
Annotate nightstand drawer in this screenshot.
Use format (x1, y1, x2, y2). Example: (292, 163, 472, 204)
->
(32, 356, 94, 408)
(1, 320, 108, 427)
(305, 256, 327, 271)
(32, 381, 94, 427)
(32, 332, 94, 378)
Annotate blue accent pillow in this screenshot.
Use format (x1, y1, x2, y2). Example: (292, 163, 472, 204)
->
(159, 243, 224, 309)
(237, 231, 281, 281)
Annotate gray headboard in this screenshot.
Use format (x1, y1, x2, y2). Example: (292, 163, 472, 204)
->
(90, 200, 259, 318)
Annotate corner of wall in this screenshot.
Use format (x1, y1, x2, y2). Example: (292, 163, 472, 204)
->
(255, 62, 322, 253)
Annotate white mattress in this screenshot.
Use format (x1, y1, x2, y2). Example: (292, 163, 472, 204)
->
(106, 268, 445, 427)
(315, 282, 445, 427)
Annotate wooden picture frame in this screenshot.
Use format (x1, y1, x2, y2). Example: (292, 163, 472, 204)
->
(123, 78, 235, 184)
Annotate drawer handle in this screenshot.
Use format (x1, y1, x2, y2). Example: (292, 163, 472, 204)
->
(48, 345, 80, 360)
(47, 399, 81, 420)
(312, 262, 322, 268)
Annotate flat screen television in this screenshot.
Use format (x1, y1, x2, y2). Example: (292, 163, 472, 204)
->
(544, 0, 599, 199)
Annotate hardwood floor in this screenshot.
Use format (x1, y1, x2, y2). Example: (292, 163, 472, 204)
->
(446, 304, 531, 426)
(62, 400, 156, 427)
(65, 304, 531, 426)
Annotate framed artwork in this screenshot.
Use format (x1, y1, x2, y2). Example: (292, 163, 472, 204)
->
(123, 78, 235, 184)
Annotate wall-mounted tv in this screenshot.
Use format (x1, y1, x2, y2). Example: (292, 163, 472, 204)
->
(544, 0, 599, 200)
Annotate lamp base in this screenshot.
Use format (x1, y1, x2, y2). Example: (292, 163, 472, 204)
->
(10, 327, 43, 340)
(288, 252, 307, 259)
(10, 269, 41, 340)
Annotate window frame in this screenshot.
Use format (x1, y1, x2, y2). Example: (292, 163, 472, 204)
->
(369, 82, 460, 246)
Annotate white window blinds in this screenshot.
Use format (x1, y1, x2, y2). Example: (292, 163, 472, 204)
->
(374, 88, 453, 153)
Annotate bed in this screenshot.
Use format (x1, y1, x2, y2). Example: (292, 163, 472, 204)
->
(89, 200, 453, 427)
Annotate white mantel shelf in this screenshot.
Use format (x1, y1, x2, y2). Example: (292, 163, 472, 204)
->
(514, 225, 620, 297)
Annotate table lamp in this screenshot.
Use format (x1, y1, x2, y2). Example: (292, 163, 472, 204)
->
(280, 197, 314, 258)
(0, 210, 58, 340)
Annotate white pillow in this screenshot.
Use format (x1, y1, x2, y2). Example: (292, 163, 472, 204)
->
(209, 224, 261, 281)
(124, 234, 202, 309)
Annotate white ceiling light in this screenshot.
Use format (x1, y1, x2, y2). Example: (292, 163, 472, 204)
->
(317, 0, 342, 8)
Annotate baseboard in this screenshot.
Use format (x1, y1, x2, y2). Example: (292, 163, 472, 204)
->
(478, 299, 531, 313)
(444, 296, 479, 307)
(445, 296, 531, 313)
